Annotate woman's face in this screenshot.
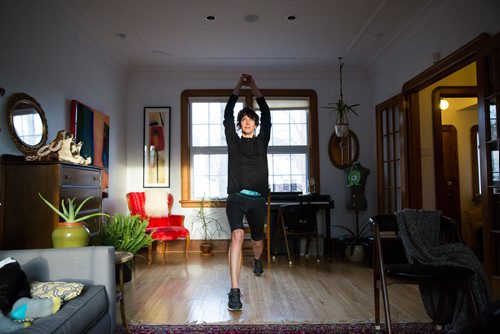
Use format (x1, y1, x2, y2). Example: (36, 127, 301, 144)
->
(240, 115, 257, 138)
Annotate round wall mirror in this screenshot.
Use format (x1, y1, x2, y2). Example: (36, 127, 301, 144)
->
(6, 93, 48, 156)
(328, 130, 359, 169)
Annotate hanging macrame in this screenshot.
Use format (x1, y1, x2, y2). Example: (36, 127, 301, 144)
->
(323, 57, 360, 138)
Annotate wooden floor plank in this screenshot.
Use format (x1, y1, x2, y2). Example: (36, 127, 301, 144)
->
(120, 251, 429, 325)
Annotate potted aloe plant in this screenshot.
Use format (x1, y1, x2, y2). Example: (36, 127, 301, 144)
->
(38, 193, 109, 248)
(323, 57, 359, 137)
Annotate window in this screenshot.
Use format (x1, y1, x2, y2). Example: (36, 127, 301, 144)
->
(181, 89, 319, 207)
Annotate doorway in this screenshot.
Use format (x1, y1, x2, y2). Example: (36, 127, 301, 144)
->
(432, 87, 482, 258)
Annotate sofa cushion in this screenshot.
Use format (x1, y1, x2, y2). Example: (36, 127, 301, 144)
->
(13, 285, 108, 334)
(30, 281, 84, 302)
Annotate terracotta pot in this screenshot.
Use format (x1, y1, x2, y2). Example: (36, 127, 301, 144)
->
(52, 222, 90, 248)
(200, 242, 213, 256)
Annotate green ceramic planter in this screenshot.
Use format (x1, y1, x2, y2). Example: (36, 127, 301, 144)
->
(52, 222, 90, 248)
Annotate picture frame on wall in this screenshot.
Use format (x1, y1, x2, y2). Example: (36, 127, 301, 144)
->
(70, 100, 110, 196)
(143, 107, 171, 188)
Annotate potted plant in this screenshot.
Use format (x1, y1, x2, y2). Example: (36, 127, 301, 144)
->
(190, 196, 227, 255)
(322, 57, 359, 137)
(100, 214, 153, 255)
(101, 214, 153, 282)
(38, 193, 109, 248)
(334, 218, 372, 263)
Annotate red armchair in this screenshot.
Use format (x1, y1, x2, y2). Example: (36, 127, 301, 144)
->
(126, 191, 190, 264)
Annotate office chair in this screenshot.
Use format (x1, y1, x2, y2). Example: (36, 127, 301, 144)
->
(370, 213, 478, 334)
(275, 203, 321, 265)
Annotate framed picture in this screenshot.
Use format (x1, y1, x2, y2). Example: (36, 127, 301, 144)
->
(143, 107, 171, 188)
(70, 100, 110, 196)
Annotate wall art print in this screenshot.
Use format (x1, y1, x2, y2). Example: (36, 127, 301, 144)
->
(143, 107, 170, 188)
(70, 100, 110, 196)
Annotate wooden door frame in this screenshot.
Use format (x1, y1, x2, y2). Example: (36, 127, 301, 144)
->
(401, 34, 488, 209)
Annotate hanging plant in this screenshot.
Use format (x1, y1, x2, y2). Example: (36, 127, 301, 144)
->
(322, 57, 360, 137)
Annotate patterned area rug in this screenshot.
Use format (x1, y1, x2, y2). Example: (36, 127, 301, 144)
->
(116, 322, 435, 333)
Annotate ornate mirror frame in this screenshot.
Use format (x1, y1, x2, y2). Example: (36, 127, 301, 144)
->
(328, 130, 359, 169)
(6, 92, 48, 156)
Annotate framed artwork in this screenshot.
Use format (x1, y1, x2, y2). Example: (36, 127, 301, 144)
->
(70, 100, 110, 196)
(143, 107, 170, 188)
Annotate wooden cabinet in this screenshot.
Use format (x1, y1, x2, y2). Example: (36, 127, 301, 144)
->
(0, 158, 103, 249)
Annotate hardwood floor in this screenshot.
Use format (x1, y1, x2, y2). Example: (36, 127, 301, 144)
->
(120, 250, 429, 325)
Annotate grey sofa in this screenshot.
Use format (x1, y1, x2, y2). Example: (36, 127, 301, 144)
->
(0, 246, 116, 334)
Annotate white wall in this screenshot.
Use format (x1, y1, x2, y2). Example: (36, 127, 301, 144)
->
(127, 68, 375, 239)
(0, 0, 128, 213)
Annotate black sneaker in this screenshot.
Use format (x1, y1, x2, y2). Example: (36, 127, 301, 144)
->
(228, 288, 242, 311)
(253, 257, 263, 276)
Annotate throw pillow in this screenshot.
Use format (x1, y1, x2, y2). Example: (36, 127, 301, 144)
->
(30, 281, 84, 302)
(144, 189, 169, 217)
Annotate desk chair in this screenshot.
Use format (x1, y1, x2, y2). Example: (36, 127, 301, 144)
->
(242, 192, 271, 264)
(275, 203, 320, 265)
(371, 214, 478, 334)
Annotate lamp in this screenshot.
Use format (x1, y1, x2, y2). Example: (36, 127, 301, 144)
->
(440, 99, 449, 111)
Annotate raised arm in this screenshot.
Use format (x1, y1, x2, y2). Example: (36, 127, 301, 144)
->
(232, 74, 246, 96)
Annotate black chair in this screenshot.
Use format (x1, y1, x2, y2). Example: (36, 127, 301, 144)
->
(370, 214, 478, 334)
(275, 203, 321, 265)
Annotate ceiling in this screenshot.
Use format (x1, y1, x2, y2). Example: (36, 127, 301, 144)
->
(63, 0, 438, 71)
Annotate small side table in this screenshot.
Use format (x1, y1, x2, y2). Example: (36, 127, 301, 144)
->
(115, 251, 134, 334)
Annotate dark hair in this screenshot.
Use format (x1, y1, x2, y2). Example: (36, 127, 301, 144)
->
(236, 107, 259, 129)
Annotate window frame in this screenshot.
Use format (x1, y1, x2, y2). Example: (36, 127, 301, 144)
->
(180, 89, 319, 208)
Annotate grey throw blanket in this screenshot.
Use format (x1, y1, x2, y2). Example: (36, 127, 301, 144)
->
(395, 209, 491, 333)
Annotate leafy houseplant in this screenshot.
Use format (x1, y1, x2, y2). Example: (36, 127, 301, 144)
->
(101, 214, 153, 282)
(100, 214, 153, 255)
(190, 196, 227, 255)
(38, 193, 109, 248)
(322, 57, 359, 137)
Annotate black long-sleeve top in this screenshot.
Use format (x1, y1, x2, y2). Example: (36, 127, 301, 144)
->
(223, 94, 271, 197)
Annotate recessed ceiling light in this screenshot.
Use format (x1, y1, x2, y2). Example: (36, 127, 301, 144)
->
(286, 15, 297, 21)
(244, 14, 260, 22)
(206, 15, 217, 21)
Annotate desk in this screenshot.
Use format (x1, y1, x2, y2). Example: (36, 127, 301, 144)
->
(115, 251, 133, 334)
(269, 193, 334, 258)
